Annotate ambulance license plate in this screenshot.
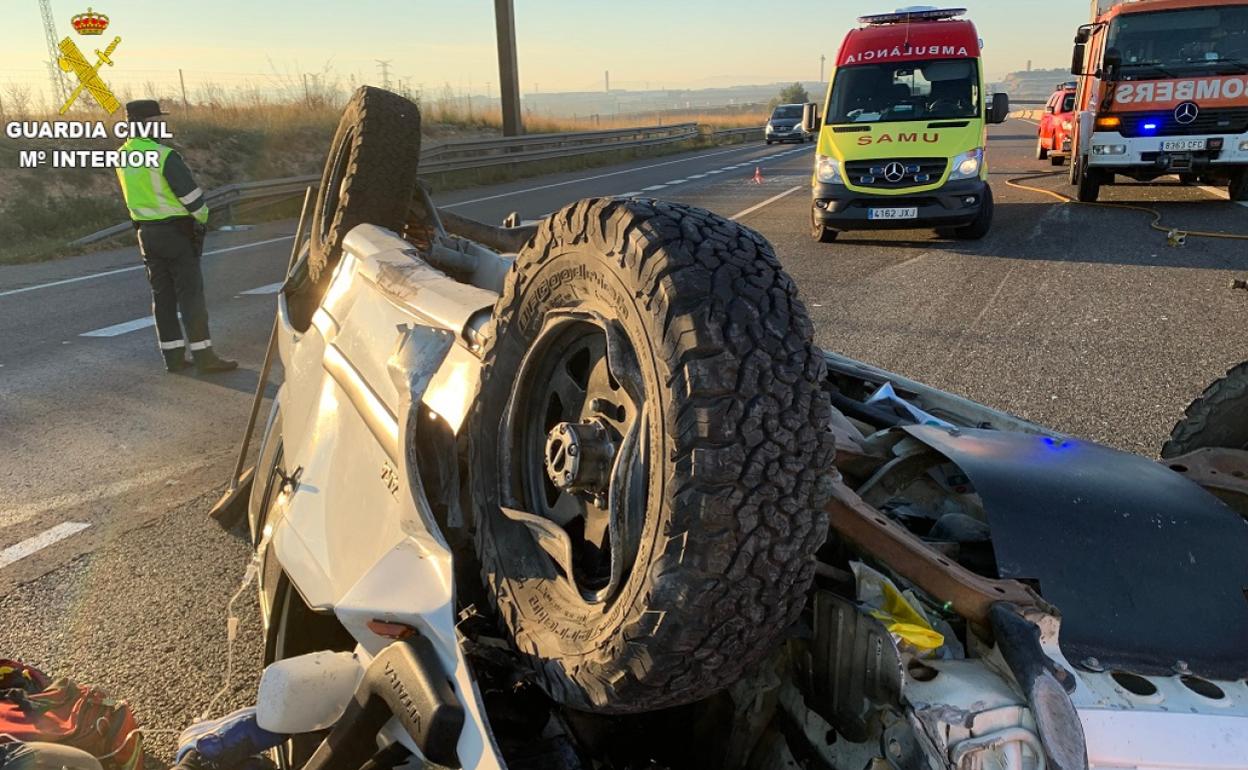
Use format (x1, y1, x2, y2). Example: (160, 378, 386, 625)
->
(868, 207, 918, 220)
(1162, 138, 1205, 152)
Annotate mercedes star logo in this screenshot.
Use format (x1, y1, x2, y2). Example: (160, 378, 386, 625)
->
(883, 162, 907, 183)
(1174, 101, 1199, 125)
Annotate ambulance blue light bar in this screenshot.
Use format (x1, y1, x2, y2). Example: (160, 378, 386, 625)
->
(858, 7, 967, 24)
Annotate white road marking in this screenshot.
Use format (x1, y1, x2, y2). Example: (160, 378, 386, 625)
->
(440, 145, 782, 208)
(730, 185, 804, 221)
(706, 169, 724, 174)
(641, 184, 668, 191)
(80, 316, 155, 337)
(239, 281, 285, 295)
(667, 179, 687, 185)
(0, 235, 295, 300)
(687, 173, 707, 179)
(0, 522, 90, 569)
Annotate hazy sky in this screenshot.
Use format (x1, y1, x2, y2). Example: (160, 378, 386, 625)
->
(1, 1, 1090, 101)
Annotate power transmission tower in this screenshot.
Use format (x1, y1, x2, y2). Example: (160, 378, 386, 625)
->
(375, 60, 393, 90)
(38, 0, 70, 104)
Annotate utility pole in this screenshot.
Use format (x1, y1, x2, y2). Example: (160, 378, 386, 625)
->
(605, 70, 610, 93)
(375, 59, 393, 90)
(820, 54, 826, 84)
(494, 0, 523, 135)
(179, 68, 189, 110)
(38, 0, 70, 104)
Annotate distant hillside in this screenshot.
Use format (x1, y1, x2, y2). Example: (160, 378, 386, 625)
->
(995, 69, 1072, 102)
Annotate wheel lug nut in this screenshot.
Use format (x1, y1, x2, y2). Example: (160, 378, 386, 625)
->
(568, 445, 578, 456)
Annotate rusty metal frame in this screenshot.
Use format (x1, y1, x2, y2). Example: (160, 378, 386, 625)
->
(825, 480, 1055, 625)
(1159, 447, 1248, 507)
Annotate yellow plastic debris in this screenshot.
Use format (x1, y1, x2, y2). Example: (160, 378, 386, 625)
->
(852, 562, 945, 653)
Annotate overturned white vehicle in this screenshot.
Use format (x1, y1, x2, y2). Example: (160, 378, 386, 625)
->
(234, 88, 1248, 770)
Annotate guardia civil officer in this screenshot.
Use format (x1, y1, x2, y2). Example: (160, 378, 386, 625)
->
(115, 99, 236, 374)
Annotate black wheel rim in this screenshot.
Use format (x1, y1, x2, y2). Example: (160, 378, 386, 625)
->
(317, 126, 355, 248)
(505, 316, 647, 604)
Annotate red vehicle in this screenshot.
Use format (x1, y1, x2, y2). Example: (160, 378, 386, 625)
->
(1037, 82, 1077, 165)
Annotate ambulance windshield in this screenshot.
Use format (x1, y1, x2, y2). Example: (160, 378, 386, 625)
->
(827, 59, 980, 124)
(1107, 7, 1248, 78)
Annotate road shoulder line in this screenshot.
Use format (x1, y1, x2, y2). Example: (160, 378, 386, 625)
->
(0, 235, 294, 301)
(0, 522, 90, 569)
(730, 185, 804, 221)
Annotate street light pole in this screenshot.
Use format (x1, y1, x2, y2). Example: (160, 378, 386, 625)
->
(494, 0, 523, 135)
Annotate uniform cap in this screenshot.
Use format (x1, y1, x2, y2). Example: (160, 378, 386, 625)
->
(125, 99, 168, 121)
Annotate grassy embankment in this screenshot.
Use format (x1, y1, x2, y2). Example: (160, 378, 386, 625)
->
(0, 100, 765, 265)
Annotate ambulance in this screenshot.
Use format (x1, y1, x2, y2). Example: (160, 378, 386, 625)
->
(1069, 0, 1248, 201)
(804, 7, 1010, 243)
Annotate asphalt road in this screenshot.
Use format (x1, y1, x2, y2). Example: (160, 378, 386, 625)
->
(1, 122, 1246, 760)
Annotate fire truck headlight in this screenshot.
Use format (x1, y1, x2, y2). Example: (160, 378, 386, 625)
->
(1239, 139, 1248, 152)
(816, 154, 843, 184)
(1092, 144, 1126, 155)
(949, 148, 984, 180)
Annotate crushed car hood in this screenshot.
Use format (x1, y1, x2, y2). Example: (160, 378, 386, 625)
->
(906, 425, 1248, 681)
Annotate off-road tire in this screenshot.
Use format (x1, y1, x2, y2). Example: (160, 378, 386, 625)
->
(308, 86, 421, 283)
(469, 197, 835, 714)
(1161, 362, 1248, 458)
(952, 184, 994, 240)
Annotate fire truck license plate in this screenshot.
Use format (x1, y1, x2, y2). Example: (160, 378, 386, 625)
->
(868, 207, 918, 220)
(1162, 138, 1206, 152)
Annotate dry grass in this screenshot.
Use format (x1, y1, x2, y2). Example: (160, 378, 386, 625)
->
(422, 103, 767, 134)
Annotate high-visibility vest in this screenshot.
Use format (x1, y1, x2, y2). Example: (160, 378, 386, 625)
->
(115, 138, 202, 223)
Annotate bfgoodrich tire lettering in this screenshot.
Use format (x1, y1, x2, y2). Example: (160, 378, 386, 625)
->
(469, 197, 835, 713)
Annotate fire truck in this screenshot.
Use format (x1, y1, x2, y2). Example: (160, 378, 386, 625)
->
(1069, 0, 1248, 201)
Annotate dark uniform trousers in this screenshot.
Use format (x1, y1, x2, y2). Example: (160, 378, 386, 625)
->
(137, 219, 212, 348)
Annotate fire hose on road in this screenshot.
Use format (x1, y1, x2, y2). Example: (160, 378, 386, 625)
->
(1005, 170, 1248, 246)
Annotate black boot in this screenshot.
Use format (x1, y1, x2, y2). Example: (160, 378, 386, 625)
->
(163, 347, 189, 373)
(192, 346, 238, 374)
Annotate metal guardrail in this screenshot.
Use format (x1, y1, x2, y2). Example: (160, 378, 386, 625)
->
(70, 123, 707, 247)
(711, 126, 763, 140)
(70, 176, 320, 246)
(69, 104, 1056, 247)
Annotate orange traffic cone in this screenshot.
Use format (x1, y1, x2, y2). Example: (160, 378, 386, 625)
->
(752, 166, 764, 184)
